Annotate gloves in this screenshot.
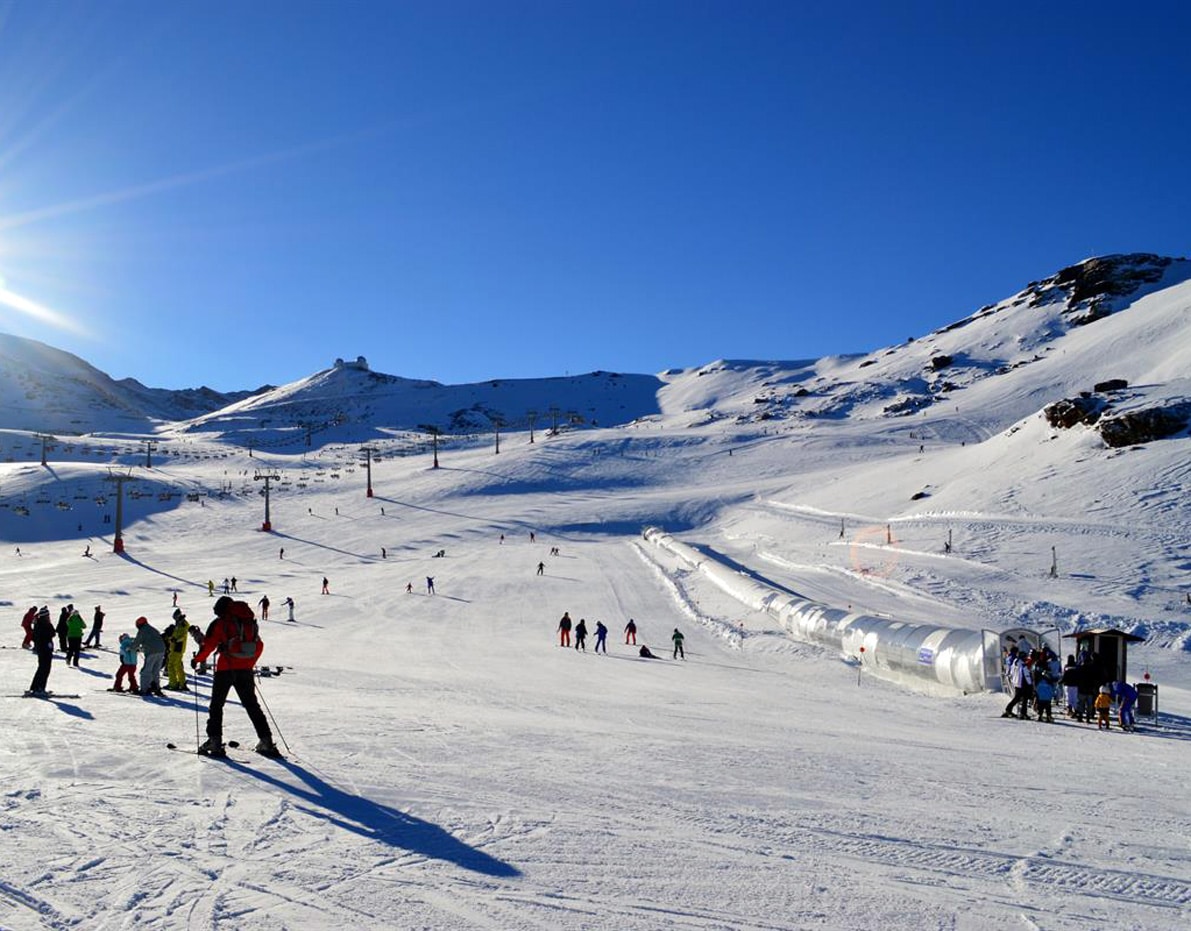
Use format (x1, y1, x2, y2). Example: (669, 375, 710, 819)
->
(190, 657, 198, 669)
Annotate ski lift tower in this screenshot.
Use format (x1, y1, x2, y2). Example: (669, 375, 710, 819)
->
(34, 433, 57, 467)
(360, 446, 376, 498)
(255, 470, 281, 531)
(103, 471, 135, 553)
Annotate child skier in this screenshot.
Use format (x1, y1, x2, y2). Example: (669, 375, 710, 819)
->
(1034, 676, 1056, 723)
(110, 633, 140, 693)
(1094, 686, 1113, 729)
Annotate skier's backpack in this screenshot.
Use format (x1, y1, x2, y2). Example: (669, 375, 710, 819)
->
(223, 601, 259, 660)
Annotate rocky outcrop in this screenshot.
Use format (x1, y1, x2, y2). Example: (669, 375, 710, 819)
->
(1097, 402, 1191, 448)
(1044, 395, 1105, 429)
(1053, 254, 1170, 306)
(1027, 254, 1175, 325)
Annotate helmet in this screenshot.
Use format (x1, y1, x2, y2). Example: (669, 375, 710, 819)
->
(213, 595, 234, 616)
(135, 616, 148, 627)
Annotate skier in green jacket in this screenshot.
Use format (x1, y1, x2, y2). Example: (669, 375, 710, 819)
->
(65, 608, 86, 667)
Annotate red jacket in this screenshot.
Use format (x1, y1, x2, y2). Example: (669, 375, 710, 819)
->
(194, 610, 263, 672)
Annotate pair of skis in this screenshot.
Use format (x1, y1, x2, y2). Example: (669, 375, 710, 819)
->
(9, 691, 83, 699)
(166, 740, 285, 761)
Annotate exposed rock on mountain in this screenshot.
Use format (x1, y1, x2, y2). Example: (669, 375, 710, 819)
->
(1097, 401, 1191, 448)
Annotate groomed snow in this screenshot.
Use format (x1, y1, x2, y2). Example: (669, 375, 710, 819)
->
(1, 404, 1188, 930)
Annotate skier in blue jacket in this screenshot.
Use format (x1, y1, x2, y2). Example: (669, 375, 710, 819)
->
(1113, 681, 1139, 731)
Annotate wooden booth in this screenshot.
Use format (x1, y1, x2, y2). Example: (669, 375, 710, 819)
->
(1062, 628, 1145, 684)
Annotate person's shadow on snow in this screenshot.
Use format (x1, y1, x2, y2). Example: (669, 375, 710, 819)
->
(220, 756, 520, 877)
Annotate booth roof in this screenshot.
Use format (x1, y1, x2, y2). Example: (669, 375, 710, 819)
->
(1062, 628, 1146, 643)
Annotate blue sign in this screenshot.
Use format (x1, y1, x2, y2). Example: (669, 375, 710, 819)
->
(917, 647, 935, 665)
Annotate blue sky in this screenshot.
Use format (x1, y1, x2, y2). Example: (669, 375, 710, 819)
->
(0, 1, 1188, 392)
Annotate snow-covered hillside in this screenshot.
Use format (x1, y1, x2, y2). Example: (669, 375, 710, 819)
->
(0, 334, 265, 434)
(0, 253, 1188, 929)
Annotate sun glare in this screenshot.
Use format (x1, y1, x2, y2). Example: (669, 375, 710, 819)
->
(0, 282, 88, 337)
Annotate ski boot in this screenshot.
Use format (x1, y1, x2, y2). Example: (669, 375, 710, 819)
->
(255, 740, 284, 759)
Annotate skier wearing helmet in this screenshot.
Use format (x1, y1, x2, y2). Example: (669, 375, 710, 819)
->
(130, 617, 166, 697)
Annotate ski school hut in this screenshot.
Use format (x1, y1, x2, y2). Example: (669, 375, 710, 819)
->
(1062, 628, 1145, 684)
(642, 527, 1058, 696)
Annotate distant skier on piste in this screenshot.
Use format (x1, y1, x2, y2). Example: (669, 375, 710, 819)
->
(84, 605, 105, 648)
(191, 596, 281, 758)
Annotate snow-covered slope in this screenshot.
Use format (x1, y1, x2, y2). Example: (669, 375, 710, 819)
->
(0, 333, 265, 433)
(0, 254, 1188, 929)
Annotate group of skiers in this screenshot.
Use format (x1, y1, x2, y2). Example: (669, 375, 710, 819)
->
(19, 602, 198, 699)
(21, 603, 105, 665)
(1002, 644, 1138, 730)
(18, 595, 282, 758)
(556, 612, 686, 659)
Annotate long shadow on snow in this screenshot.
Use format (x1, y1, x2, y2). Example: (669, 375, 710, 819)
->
(269, 530, 374, 561)
(686, 543, 805, 597)
(1141, 710, 1191, 742)
(116, 551, 204, 590)
(220, 757, 521, 877)
(372, 495, 488, 524)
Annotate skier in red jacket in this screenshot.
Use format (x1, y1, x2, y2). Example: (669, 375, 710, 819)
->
(20, 605, 37, 649)
(191, 596, 281, 758)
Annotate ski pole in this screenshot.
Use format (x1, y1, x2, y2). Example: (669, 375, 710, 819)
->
(192, 669, 202, 750)
(255, 679, 290, 755)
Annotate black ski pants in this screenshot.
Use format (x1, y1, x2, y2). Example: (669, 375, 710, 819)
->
(30, 647, 53, 693)
(206, 668, 272, 744)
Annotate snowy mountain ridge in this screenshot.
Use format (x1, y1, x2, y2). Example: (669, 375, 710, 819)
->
(0, 254, 1187, 447)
